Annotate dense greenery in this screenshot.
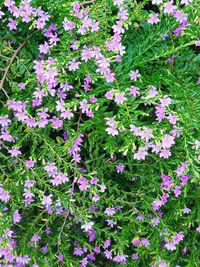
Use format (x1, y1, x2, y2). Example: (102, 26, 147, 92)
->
(0, 0, 200, 266)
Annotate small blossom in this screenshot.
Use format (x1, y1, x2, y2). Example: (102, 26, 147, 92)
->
(148, 13, 160, 24)
(129, 69, 140, 81)
(81, 221, 94, 232)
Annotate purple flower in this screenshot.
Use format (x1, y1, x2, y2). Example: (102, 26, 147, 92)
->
(174, 186, 182, 197)
(24, 180, 35, 188)
(116, 164, 125, 173)
(104, 250, 112, 259)
(74, 247, 84, 256)
(77, 177, 90, 191)
(172, 232, 184, 245)
(31, 234, 41, 242)
(7, 18, 18, 30)
(40, 246, 48, 253)
(132, 239, 140, 247)
(0, 187, 10, 202)
(151, 217, 160, 226)
(81, 221, 94, 232)
(93, 246, 101, 254)
(58, 254, 64, 262)
(25, 160, 36, 168)
(113, 254, 128, 264)
(132, 253, 139, 260)
(182, 207, 191, 214)
(106, 126, 119, 136)
(105, 219, 116, 228)
(42, 195, 53, 206)
(13, 210, 22, 223)
(161, 174, 173, 190)
(146, 86, 158, 98)
(129, 69, 140, 81)
(51, 172, 69, 186)
(90, 177, 99, 184)
(103, 239, 111, 249)
(141, 238, 150, 247)
(88, 229, 96, 242)
(105, 207, 116, 216)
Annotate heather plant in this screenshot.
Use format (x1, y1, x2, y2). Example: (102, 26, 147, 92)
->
(0, 0, 200, 266)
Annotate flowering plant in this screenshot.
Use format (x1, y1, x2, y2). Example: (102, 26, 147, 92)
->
(0, 0, 200, 266)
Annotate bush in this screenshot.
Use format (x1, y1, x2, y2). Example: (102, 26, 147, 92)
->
(0, 0, 200, 266)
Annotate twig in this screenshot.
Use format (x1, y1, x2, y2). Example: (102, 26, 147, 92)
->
(80, 0, 95, 6)
(0, 87, 9, 98)
(76, 112, 82, 130)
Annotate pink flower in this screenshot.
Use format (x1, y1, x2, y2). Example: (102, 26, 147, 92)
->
(8, 147, 21, 157)
(25, 160, 36, 168)
(92, 195, 99, 202)
(163, 1, 176, 14)
(162, 134, 175, 149)
(18, 82, 26, 89)
(105, 89, 114, 100)
(42, 195, 53, 206)
(173, 10, 188, 23)
(114, 92, 127, 104)
(129, 86, 140, 97)
(165, 242, 176, 251)
(134, 147, 148, 160)
(106, 127, 118, 136)
(159, 149, 171, 159)
(148, 14, 160, 24)
(68, 59, 81, 71)
(63, 17, 75, 31)
(39, 42, 50, 54)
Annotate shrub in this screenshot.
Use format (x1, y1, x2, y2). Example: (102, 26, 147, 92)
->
(0, 0, 200, 266)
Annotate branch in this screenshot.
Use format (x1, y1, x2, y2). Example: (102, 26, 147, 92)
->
(0, 30, 40, 98)
(0, 41, 26, 98)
